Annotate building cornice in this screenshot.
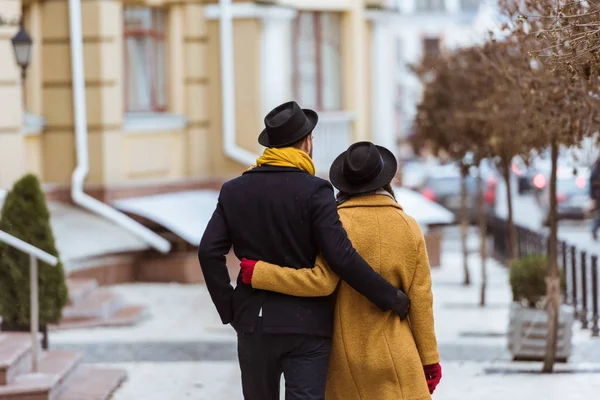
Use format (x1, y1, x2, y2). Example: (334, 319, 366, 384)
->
(204, 2, 297, 21)
(365, 9, 401, 22)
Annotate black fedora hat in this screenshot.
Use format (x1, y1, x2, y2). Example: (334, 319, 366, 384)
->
(329, 142, 398, 195)
(259, 101, 318, 148)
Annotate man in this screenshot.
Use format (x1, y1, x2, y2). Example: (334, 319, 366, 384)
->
(590, 156, 600, 240)
(198, 101, 410, 400)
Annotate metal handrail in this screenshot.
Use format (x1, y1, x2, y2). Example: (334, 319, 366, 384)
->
(0, 229, 57, 372)
(0, 230, 57, 266)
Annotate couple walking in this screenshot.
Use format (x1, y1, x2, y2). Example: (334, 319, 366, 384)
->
(198, 101, 441, 400)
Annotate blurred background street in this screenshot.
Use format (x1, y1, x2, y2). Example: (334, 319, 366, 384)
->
(1, 0, 600, 399)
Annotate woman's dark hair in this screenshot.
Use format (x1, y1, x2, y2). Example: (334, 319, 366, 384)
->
(382, 183, 396, 200)
(335, 183, 396, 204)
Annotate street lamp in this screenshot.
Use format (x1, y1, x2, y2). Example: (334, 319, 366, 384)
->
(11, 18, 33, 81)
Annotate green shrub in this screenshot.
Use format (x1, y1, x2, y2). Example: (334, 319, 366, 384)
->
(510, 254, 565, 308)
(0, 174, 68, 328)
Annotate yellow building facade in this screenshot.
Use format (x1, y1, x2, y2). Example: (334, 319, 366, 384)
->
(0, 0, 400, 196)
(0, 0, 401, 282)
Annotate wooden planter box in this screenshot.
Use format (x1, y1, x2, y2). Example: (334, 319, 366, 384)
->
(507, 303, 575, 362)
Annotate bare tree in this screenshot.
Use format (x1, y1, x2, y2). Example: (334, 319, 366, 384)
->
(476, 162, 488, 306)
(497, 8, 600, 370)
(500, 0, 600, 81)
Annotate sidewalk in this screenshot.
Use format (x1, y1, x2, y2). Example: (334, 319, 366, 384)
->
(49, 241, 600, 399)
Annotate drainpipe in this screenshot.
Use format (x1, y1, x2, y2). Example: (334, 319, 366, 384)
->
(67, 0, 170, 253)
(219, 0, 259, 166)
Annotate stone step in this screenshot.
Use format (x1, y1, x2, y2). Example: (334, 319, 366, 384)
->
(66, 279, 98, 307)
(0, 351, 82, 400)
(61, 289, 124, 322)
(0, 334, 32, 386)
(51, 305, 148, 331)
(57, 366, 126, 400)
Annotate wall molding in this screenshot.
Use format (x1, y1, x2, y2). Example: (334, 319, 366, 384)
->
(204, 2, 297, 21)
(42, 80, 118, 88)
(123, 112, 188, 133)
(365, 9, 400, 22)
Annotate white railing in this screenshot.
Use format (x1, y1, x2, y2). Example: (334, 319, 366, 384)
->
(0, 230, 58, 373)
(312, 112, 354, 177)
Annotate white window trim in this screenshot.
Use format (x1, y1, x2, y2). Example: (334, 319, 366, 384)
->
(366, 10, 397, 150)
(123, 112, 188, 133)
(22, 112, 46, 136)
(204, 2, 297, 20)
(205, 2, 298, 127)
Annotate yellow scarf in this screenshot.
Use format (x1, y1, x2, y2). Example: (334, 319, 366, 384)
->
(249, 147, 316, 176)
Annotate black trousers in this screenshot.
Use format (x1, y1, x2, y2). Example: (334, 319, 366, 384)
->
(237, 319, 331, 400)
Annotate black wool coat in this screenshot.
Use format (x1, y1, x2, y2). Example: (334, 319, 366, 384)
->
(198, 166, 399, 337)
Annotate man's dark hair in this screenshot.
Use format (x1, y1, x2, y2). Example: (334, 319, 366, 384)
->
(290, 134, 311, 149)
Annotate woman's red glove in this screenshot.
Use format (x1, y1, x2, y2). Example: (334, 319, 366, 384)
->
(423, 363, 442, 394)
(240, 258, 257, 285)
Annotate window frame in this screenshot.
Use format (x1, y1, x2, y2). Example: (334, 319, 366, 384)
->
(422, 36, 441, 59)
(123, 7, 168, 113)
(415, 0, 447, 13)
(291, 11, 343, 112)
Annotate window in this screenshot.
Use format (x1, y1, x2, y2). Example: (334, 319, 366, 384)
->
(415, 0, 446, 12)
(124, 7, 167, 112)
(395, 85, 403, 135)
(423, 37, 441, 58)
(460, 0, 481, 13)
(292, 12, 342, 111)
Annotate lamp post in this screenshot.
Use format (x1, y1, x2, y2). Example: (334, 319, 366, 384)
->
(11, 18, 33, 98)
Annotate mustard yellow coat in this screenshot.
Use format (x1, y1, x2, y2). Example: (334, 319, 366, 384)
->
(252, 194, 439, 400)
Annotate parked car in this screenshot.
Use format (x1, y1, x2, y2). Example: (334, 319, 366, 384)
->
(512, 154, 557, 195)
(419, 168, 497, 223)
(512, 156, 536, 194)
(399, 160, 430, 191)
(539, 167, 590, 225)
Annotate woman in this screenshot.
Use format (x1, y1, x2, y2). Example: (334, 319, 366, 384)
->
(239, 142, 442, 400)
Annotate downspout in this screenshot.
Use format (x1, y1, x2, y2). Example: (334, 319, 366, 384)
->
(67, 0, 170, 253)
(219, 0, 260, 166)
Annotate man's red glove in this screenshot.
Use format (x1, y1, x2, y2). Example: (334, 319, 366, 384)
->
(240, 258, 257, 285)
(423, 363, 442, 394)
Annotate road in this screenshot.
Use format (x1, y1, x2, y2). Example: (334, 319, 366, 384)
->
(494, 174, 598, 255)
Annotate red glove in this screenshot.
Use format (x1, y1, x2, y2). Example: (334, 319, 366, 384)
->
(423, 363, 442, 394)
(240, 258, 257, 285)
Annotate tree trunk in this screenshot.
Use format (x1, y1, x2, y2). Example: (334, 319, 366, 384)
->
(42, 325, 49, 350)
(477, 164, 488, 307)
(542, 138, 561, 373)
(460, 165, 471, 286)
(501, 159, 517, 264)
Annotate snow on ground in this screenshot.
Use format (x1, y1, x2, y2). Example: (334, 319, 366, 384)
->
(104, 360, 600, 400)
(51, 236, 600, 399)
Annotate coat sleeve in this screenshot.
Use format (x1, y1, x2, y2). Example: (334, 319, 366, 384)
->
(310, 182, 399, 311)
(198, 194, 234, 325)
(251, 255, 340, 297)
(406, 223, 440, 366)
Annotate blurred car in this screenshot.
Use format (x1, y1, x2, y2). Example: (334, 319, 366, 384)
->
(539, 167, 590, 225)
(399, 160, 430, 191)
(419, 168, 497, 223)
(512, 154, 556, 195)
(512, 156, 536, 194)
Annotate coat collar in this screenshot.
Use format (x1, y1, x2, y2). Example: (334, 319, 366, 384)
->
(337, 193, 404, 211)
(243, 165, 308, 175)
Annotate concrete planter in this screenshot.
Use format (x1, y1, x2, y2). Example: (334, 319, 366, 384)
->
(507, 303, 575, 362)
(424, 229, 442, 268)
